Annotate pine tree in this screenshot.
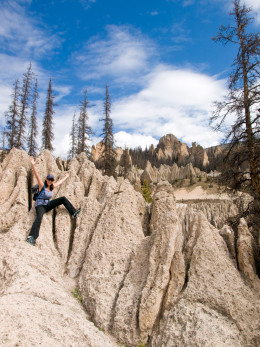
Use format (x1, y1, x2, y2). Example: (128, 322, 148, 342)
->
(42, 78, 55, 152)
(100, 85, 117, 177)
(5, 79, 20, 149)
(28, 79, 39, 157)
(17, 63, 33, 150)
(77, 89, 93, 156)
(68, 113, 77, 159)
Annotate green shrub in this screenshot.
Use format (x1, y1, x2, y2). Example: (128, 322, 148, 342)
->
(72, 287, 82, 303)
(141, 179, 153, 203)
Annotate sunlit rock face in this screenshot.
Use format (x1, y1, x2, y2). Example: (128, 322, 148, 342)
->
(0, 149, 259, 347)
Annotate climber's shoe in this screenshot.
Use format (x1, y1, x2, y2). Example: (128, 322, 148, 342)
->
(26, 236, 36, 246)
(73, 208, 81, 219)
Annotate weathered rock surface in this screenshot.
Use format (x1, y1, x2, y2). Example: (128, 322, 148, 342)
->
(156, 134, 210, 169)
(151, 213, 260, 347)
(140, 160, 207, 185)
(0, 149, 259, 347)
(0, 149, 117, 347)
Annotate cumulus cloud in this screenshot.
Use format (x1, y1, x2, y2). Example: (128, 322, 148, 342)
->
(114, 131, 159, 149)
(111, 65, 226, 148)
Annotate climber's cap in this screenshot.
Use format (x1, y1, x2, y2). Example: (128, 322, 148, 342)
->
(46, 174, 54, 181)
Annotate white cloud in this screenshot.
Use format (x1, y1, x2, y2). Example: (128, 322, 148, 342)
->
(73, 25, 156, 84)
(0, 85, 12, 127)
(115, 131, 159, 150)
(54, 85, 73, 103)
(243, 0, 260, 23)
(111, 65, 227, 148)
(0, 1, 61, 57)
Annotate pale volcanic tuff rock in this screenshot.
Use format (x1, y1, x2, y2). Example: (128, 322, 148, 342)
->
(141, 160, 207, 185)
(237, 218, 259, 285)
(0, 149, 117, 347)
(0, 149, 259, 347)
(156, 134, 210, 169)
(91, 142, 124, 163)
(0, 221, 118, 347)
(157, 134, 188, 161)
(177, 199, 239, 229)
(151, 212, 260, 347)
(78, 178, 148, 332)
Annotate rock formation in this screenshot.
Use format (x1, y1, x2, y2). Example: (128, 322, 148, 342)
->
(90, 133, 224, 174)
(155, 134, 210, 169)
(0, 148, 259, 347)
(140, 160, 207, 185)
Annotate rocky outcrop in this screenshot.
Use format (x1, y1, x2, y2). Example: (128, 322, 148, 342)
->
(0, 149, 259, 347)
(151, 212, 259, 347)
(180, 199, 239, 229)
(91, 143, 124, 163)
(141, 160, 207, 185)
(0, 151, 118, 346)
(156, 134, 210, 169)
(157, 134, 189, 161)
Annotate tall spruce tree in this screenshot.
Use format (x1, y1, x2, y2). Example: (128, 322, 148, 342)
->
(42, 78, 55, 152)
(17, 63, 33, 149)
(100, 85, 117, 177)
(211, 0, 260, 197)
(77, 89, 92, 156)
(28, 79, 39, 157)
(5, 79, 20, 149)
(68, 113, 77, 159)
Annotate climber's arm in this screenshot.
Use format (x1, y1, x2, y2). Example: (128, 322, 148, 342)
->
(53, 172, 69, 188)
(30, 157, 44, 190)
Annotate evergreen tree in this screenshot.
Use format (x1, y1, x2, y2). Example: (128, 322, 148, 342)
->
(76, 114, 81, 155)
(28, 79, 39, 157)
(100, 85, 117, 177)
(77, 89, 93, 156)
(5, 79, 20, 149)
(17, 63, 33, 149)
(42, 78, 55, 152)
(68, 113, 77, 159)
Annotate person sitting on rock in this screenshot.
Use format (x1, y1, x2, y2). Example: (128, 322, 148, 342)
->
(26, 156, 81, 246)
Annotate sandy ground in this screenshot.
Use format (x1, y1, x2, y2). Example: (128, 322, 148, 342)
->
(173, 186, 231, 201)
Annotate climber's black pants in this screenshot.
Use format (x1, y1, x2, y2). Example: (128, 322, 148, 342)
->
(29, 197, 76, 239)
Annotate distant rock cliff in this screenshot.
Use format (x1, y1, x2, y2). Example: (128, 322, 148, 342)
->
(0, 149, 259, 347)
(91, 133, 224, 173)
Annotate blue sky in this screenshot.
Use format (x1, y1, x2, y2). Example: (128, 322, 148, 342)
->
(0, 0, 259, 158)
